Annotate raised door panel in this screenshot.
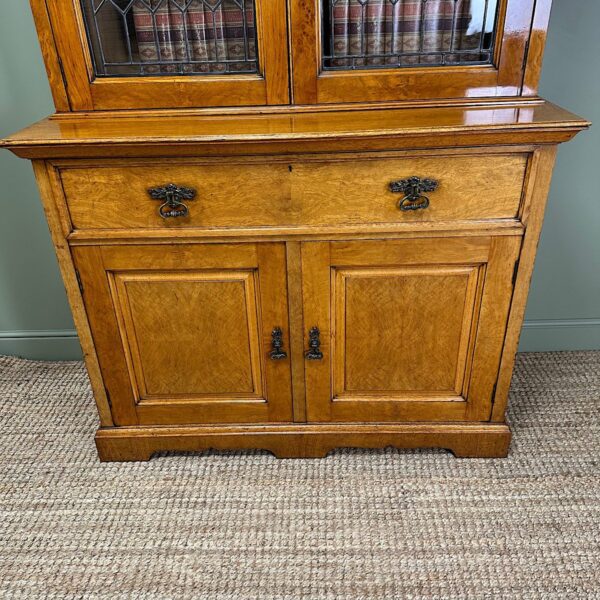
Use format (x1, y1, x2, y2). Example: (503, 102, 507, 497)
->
(290, 0, 537, 104)
(112, 271, 261, 398)
(72, 243, 293, 425)
(337, 265, 480, 395)
(43, 0, 289, 110)
(302, 236, 521, 422)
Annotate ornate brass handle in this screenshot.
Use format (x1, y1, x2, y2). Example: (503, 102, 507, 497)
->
(148, 183, 196, 219)
(269, 327, 288, 360)
(389, 176, 439, 211)
(305, 326, 323, 360)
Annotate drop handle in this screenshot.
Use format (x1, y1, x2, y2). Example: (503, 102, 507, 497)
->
(148, 183, 196, 219)
(389, 176, 439, 211)
(305, 327, 324, 361)
(269, 327, 288, 360)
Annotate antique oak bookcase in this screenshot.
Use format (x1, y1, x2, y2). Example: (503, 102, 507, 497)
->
(1, 0, 589, 460)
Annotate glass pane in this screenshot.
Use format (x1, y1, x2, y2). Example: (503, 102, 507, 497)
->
(322, 0, 499, 70)
(80, 0, 259, 77)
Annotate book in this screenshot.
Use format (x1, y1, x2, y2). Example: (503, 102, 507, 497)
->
(133, 0, 177, 73)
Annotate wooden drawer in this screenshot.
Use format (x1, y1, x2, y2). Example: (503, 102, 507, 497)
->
(59, 153, 528, 231)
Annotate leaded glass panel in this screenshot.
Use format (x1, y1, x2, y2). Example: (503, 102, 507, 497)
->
(80, 0, 259, 76)
(322, 0, 499, 70)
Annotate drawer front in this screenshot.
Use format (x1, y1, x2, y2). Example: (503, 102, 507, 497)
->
(60, 154, 528, 231)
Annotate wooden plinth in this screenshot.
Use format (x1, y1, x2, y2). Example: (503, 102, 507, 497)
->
(95, 423, 511, 462)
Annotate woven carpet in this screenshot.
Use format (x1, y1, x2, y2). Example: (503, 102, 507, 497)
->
(0, 352, 599, 599)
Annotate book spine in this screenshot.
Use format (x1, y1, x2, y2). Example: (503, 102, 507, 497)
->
(210, 4, 229, 72)
(331, 0, 350, 68)
(366, 0, 386, 66)
(168, 1, 190, 72)
(132, 0, 176, 73)
(223, 0, 255, 72)
(186, 0, 210, 72)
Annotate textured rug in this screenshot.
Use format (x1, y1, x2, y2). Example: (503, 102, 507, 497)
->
(0, 352, 599, 599)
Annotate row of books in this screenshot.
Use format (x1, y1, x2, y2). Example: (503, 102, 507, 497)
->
(326, 0, 490, 68)
(83, 0, 256, 75)
(131, 0, 257, 74)
(84, 0, 490, 75)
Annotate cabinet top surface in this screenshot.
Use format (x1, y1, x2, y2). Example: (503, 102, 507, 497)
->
(2, 101, 589, 159)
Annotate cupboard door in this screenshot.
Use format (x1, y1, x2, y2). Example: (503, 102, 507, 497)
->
(44, 0, 289, 110)
(290, 0, 537, 104)
(302, 236, 521, 422)
(72, 243, 293, 425)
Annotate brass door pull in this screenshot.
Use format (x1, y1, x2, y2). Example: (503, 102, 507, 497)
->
(390, 176, 439, 211)
(148, 183, 196, 219)
(269, 327, 288, 360)
(305, 326, 323, 360)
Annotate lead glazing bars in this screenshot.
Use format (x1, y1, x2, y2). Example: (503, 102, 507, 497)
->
(80, 0, 259, 76)
(323, 0, 498, 71)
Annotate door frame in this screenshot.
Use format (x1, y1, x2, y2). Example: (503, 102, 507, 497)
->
(43, 0, 290, 110)
(289, 0, 539, 104)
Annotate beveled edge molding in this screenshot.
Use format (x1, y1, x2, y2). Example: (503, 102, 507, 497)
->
(2, 129, 587, 160)
(1, 101, 590, 160)
(94, 422, 512, 461)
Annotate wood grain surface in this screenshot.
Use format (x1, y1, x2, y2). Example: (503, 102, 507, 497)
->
(58, 153, 528, 231)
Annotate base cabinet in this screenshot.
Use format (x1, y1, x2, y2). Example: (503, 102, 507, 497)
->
(73, 235, 520, 430)
(4, 117, 584, 460)
(1, 0, 588, 462)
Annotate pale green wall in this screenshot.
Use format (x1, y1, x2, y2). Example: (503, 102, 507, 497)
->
(0, 2, 598, 360)
(518, 2, 600, 350)
(0, 4, 80, 359)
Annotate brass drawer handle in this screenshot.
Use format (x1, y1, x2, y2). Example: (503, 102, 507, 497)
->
(390, 176, 439, 211)
(305, 326, 323, 361)
(148, 183, 196, 219)
(269, 327, 288, 360)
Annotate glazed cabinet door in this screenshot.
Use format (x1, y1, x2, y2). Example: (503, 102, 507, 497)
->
(41, 0, 289, 110)
(290, 0, 540, 104)
(72, 242, 293, 425)
(302, 236, 521, 422)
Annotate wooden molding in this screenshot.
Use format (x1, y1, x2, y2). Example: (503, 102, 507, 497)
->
(95, 422, 512, 461)
(1, 101, 589, 159)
